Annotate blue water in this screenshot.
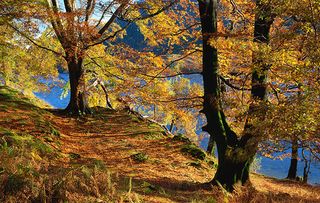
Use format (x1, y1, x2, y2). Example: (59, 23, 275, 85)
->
(34, 74, 70, 109)
(34, 73, 320, 185)
(257, 150, 320, 185)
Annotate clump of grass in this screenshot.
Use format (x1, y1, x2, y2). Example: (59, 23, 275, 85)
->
(129, 114, 141, 123)
(50, 127, 60, 137)
(181, 144, 206, 160)
(191, 197, 217, 203)
(130, 152, 148, 163)
(0, 104, 8, 111)
(187, 161, 202, 169)
(172, 133, 191, 143)
(144, 132, 164, 140)
(69, 152, 81, 159)
(92, 159, 106, 170)
(141, 181, 166, 195)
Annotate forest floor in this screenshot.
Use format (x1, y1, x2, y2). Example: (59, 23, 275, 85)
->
(1, 85, 320, 203)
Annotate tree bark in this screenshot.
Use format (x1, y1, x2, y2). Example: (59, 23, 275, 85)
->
(64, 55, 90, 115)
(198, 0, 221, 157)
(198, 0, 245, 190)
(302, 148, 311, 183)
(287, 138, 298, 179)
(198, 0, 274, 191)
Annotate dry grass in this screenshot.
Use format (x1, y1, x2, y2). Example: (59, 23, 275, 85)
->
(1, 85, 320, 203)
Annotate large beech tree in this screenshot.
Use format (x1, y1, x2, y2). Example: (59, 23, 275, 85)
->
(5, 0, 175, 114)
(43, 0, 176, 114)
(198, 0, 274, 190)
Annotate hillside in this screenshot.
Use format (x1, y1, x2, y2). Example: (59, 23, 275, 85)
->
(1, 85, 320, 203)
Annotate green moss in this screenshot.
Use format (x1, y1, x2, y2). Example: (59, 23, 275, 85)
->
(31, 139, 53, 154)
(187, 161, 202, 168)
(147, 123, 162, 130)
(0, 127, 16, 137)
(92, 159, 106, 170)
(0, 87, 18, 100)
(181, 144, 206, 160)
(144, 132, 164, 140)
(172, 133, 191, 143)
(81, 166, 92, 178)
(141, 181, 166, 194)
(0, 104, 8, 111)
(69, 152, 81, 159)
(191, 197, 217, 203)
(50, 127, 61, 137)
(129, 114, 142, 123)
(130, 152, 148, 163)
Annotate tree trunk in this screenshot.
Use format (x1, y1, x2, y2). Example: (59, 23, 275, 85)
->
(287, 138, 298, 179)
(198, 0, 274, 191)
(198, 0, 248, 190)
(213, 147, 253, 191)
(302, 148, 311, 183)
(198, 0, 220, 157)
(65, 56, 90, 115)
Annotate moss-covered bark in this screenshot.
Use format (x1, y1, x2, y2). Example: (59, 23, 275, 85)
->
(64, 55, 90, 115)
(198, 0, 274, 191)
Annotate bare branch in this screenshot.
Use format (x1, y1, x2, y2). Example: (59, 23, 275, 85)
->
(172, 22, 201, 36)
(94, 0, 116, 28)
(98, 2, 128, 35)
(85, 0, 95, 22)
(46, 0, 67, 44)
(63, 0, 73, 12)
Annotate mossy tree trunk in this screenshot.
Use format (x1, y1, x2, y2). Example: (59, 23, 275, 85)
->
(198, 0, 274, 191)
(64, 52, 90, 115)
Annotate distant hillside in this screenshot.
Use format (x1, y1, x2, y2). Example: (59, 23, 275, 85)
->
(1, 85, 320, 203)
(114, 18, 199, 54)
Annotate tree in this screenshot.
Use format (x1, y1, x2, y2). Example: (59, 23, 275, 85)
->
(198, 0, 274, 191)
(5, 0, 176, 114)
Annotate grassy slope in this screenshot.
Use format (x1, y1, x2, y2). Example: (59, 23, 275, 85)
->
(0, 85, 320, 203)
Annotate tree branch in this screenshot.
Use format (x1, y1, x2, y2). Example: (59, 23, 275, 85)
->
(94, 0, 116, 28)
(148, 49, 201, 82)
(47, 0, 66, 43)
(88, 22, 131, 47)
(141, 71, 202, 79)
(219, 75, 251, 91)
(85, 0, 95, 22)
(98, 2, 128, 35)
(7, 23, 64, 57)
(119, 0, 177, 22)
(87, 56, 125, 81)
(63, 0, 73, 12)
(155, 96, 203, 103)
